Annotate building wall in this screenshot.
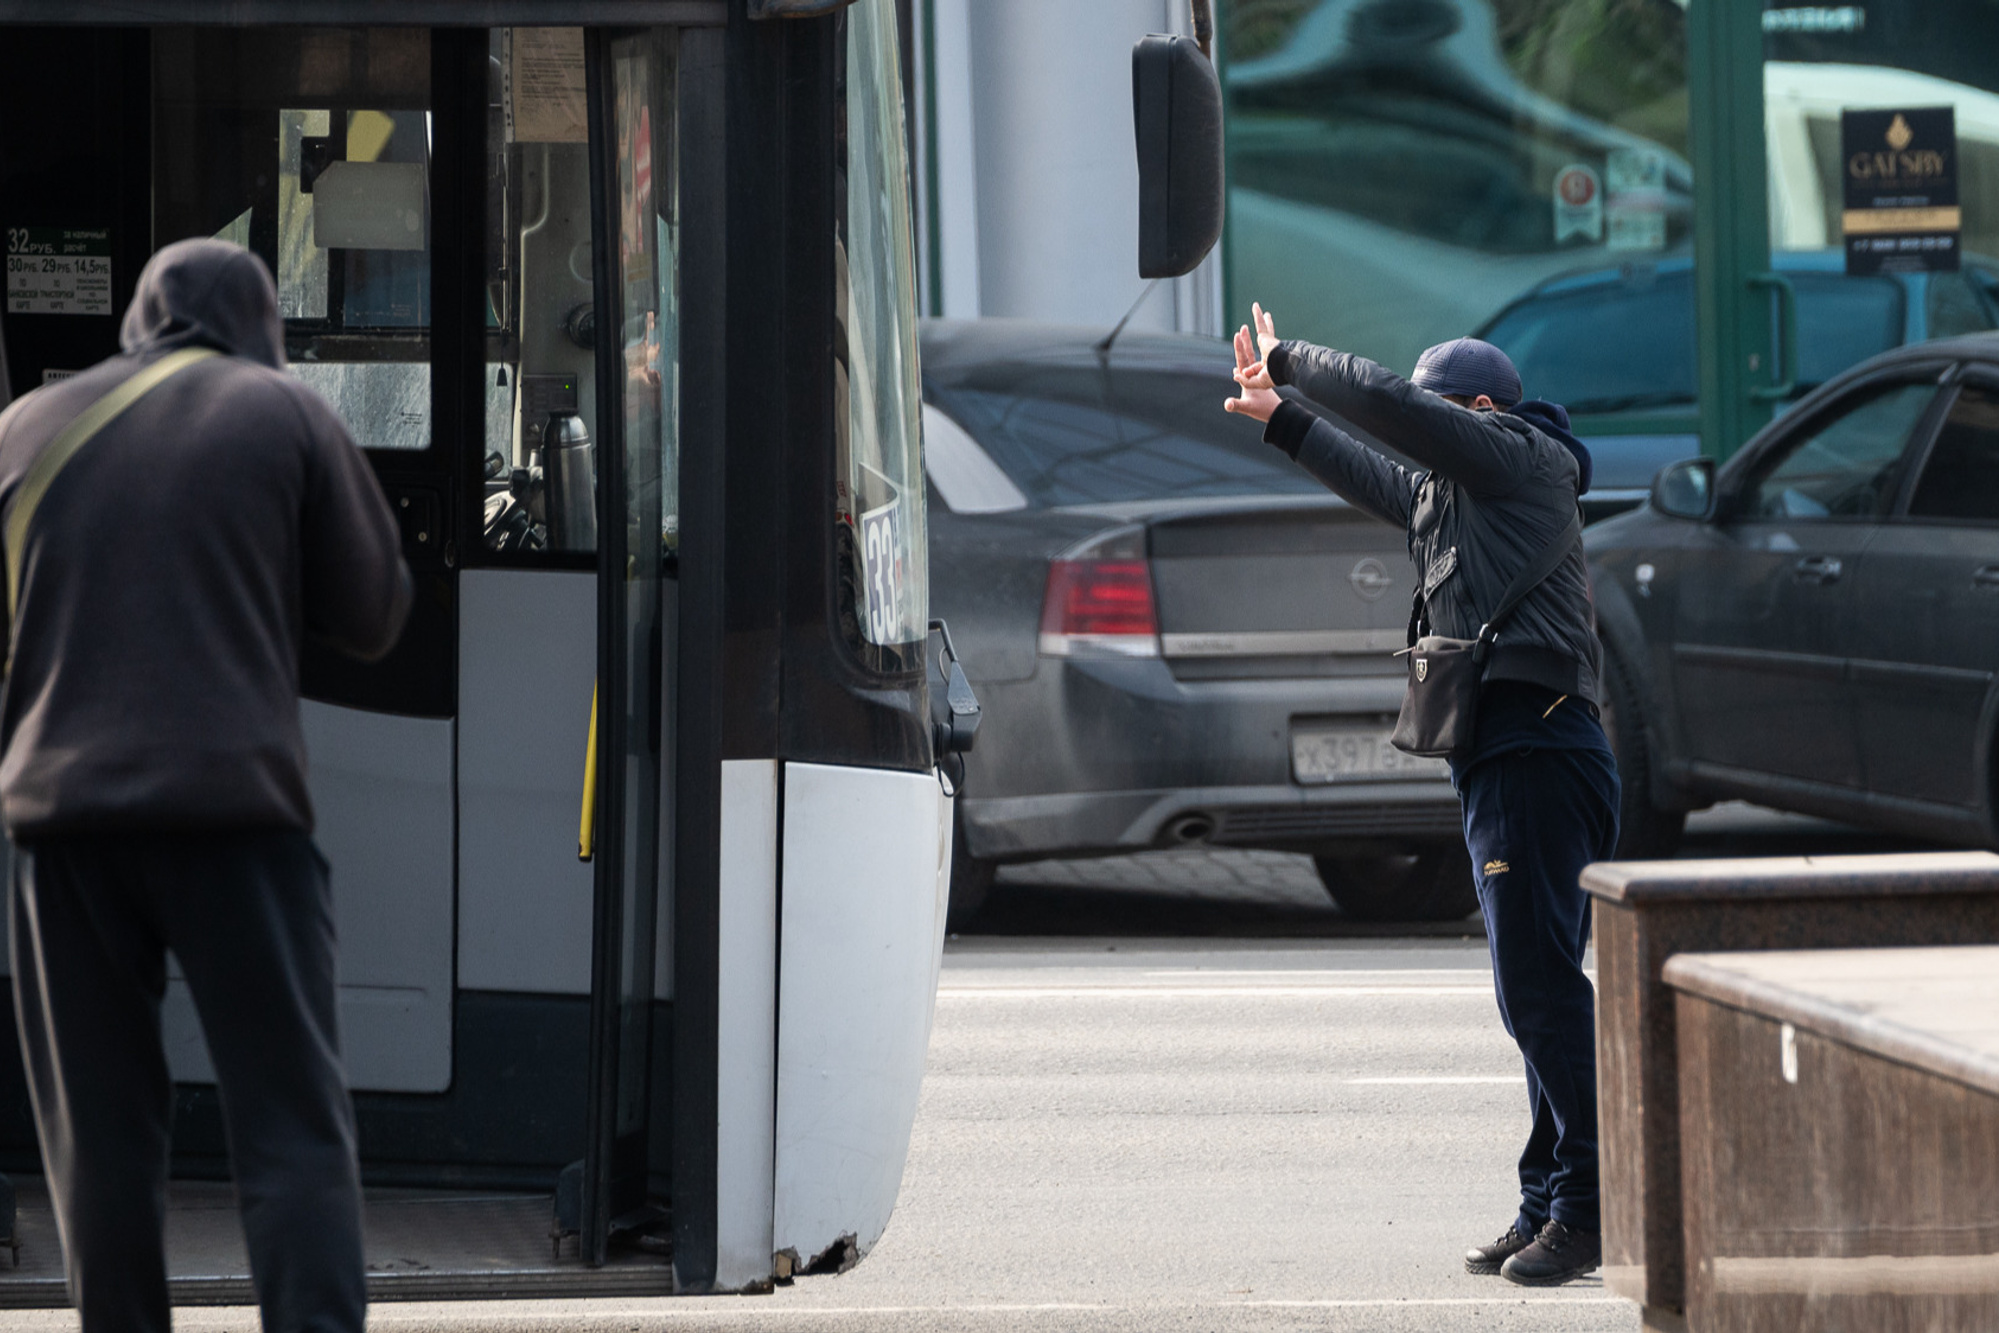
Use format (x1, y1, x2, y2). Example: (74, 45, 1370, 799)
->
(914, 0, 1223, 337)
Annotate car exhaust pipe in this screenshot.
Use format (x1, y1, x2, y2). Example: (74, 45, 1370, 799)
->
(1165, 813, 1215, 845)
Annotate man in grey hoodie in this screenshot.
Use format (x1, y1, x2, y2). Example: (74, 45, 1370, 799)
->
(0, 239, 410, 1331)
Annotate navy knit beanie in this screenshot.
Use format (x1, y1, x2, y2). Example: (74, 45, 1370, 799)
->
(1411, 338, 1522, 408)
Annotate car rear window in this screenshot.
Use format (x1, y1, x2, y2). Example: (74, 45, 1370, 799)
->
(928, 367, 1325, 508)
(1482, 267, 1906, 413)
(1481, 273, 1697, 414)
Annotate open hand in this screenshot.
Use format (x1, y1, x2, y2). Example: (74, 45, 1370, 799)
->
(1224, 323, 1280, 422)
(1252, 301, 1280, 362)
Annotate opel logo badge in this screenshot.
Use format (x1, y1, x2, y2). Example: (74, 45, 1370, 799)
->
(1349, 557, 1393, 601)
(1415, 658, 1428, 682)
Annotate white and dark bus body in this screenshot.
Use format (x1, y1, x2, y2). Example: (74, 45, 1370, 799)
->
(0, 0, 954, 1295)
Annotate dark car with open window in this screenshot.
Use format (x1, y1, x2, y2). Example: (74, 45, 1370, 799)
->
(1589, 332, 1999, 858)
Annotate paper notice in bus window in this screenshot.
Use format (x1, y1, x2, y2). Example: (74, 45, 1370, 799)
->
(861, 497, 907, 645)
(5, 228, 112, 316)
(508, 28, 588, 144)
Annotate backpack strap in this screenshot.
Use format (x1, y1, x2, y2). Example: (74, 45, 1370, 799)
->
(5, 346, 219, 627)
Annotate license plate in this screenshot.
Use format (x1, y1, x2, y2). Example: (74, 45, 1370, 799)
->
(1291, 721, 1449, 784)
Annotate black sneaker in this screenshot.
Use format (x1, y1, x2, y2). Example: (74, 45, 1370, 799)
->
(1500, 1219, 1601, 1286)
(1463, 1222, 1535, 1275)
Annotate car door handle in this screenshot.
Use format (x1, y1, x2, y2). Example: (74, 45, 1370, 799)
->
(1975, 565, 1999, 592)
(1793, 555, 1843, 584)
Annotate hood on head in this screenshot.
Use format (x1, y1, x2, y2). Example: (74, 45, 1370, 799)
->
(119, 238, 285, 370)
(1509, 398, 1592, 496)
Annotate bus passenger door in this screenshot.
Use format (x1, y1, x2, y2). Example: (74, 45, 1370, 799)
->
(579, 26, 679, 1266)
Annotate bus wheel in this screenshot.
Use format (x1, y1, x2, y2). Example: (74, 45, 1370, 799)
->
(946, 819, 995, 932)
(1313, 844, 1478, 923)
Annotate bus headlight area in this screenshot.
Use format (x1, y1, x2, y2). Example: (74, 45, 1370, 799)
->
(0, 0, 952, 1301)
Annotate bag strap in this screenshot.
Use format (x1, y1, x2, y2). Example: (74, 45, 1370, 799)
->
(5, 347, 219, 625)
(1473, 510, 1582, 657)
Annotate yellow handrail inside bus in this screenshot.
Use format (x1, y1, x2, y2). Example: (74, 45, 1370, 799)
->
(579, 683, 598, 862)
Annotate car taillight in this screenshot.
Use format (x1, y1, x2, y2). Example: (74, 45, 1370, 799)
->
(1038, 559, 1160, 657)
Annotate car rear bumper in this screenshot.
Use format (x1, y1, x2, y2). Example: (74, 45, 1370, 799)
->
(958, 780, 1464, 861)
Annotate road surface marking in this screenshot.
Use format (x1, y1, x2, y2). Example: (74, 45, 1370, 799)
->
(936, 986, 1492, 999)
(1348, 1076, 1526, 1085)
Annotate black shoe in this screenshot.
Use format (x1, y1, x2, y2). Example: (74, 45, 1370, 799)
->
(1500, 1220, 1601, 1286)
(1463, 1222, 1535, 1275)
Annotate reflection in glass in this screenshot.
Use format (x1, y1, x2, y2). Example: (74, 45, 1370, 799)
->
(605, 23, 676, 1149)
(1223, 0, 1690, 373)
(929, 374, 1323, 509)
(1743, 382, 1935, 519)
(836, 0, 928, 672)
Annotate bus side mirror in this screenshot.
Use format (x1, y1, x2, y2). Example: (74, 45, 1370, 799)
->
(1132, 34, 1223, 279)
(1650, 457, 1716, 521)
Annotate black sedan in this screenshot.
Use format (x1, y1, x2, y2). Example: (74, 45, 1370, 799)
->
(1589, 331, 1999, 857)
(923, 319, 1475, 926)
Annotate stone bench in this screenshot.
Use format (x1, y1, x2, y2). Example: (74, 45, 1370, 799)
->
(1581, 851, 1999, 1332)
(1665, 946, 1999, 1332)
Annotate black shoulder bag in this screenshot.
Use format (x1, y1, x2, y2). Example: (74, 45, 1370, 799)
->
(1388, 512, 1582, 761)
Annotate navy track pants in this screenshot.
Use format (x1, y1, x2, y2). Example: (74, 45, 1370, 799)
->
(1457, 744, 1620, 1234)
(9, 831, 365, 1333)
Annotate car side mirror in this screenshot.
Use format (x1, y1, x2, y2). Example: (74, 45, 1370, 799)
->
(1650, 457, 1716, 521)
(1132, 34, 1222, 279)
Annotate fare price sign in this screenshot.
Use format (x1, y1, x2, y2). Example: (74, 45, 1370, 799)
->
(1841, 107, 1959, 275)
(6, 227, 113, 315)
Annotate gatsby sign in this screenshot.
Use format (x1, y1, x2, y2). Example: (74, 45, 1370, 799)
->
(1841, 107, 1959, 275)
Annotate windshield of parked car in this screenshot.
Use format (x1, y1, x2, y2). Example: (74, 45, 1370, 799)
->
(928, 365, 1325, 508)
(1481, 267, 1907, 413)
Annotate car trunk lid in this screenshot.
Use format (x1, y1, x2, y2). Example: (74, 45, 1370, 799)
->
(1144, 501, 1414, 680)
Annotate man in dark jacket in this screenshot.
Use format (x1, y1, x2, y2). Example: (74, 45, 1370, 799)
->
(0, 239, 411, 1331)
(1226, 305, 1618, 1287)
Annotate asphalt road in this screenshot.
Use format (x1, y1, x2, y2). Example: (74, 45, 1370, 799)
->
(960, 800, 1935, 937)
(10, 804, 1938, 1332)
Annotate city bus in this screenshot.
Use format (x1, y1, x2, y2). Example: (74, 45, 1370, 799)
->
(0, 0, 970, 1299)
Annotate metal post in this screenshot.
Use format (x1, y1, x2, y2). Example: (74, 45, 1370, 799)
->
(1688, 0, 1774, 460)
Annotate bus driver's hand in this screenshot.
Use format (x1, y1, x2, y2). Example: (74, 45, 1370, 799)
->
(1225, 323, 1280, 422)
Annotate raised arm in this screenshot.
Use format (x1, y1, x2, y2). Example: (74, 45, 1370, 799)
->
(1224, 322, 1417, 527)
(1245, 304, 1527, 496)
(1268, 341, 1527, 495)
(294, 387, 413, 662)
(1265, 396, 1417, 528)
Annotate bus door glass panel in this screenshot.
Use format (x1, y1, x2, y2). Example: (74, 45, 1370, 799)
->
(453, 28, 602, 1012)
(835, 0, 926, 676)
(1848, 376, 1999, 807)
(1672, 381, 1935, 790)
(483, 27, 603, 560)
(145, 29, 453, 1093)
(583, 26, 679, 1253)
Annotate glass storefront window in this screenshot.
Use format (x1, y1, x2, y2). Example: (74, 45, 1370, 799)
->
(836, 0, 928, 674)
(1221, 0, 1691, 378)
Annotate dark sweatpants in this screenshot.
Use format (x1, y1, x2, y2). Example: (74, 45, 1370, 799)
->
(1457, 744, 1620, 1236)
(8, 831, 366, 1333)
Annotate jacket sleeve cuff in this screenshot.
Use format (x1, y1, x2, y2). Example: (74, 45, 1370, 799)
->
(1267, 340, 1297, 385)
(1264, 398, 1314, 459)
